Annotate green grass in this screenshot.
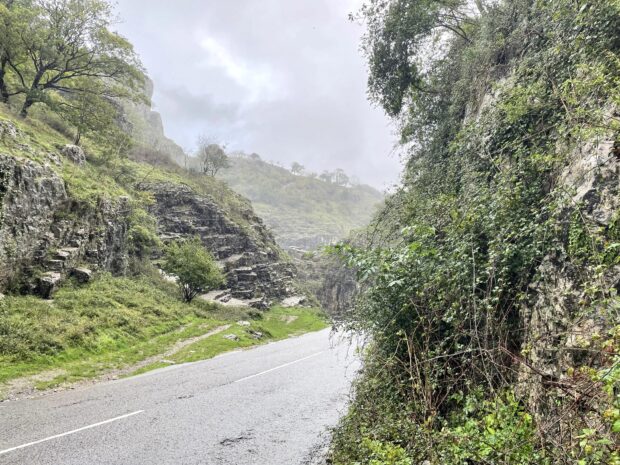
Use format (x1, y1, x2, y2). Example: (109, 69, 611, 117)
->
(165, 306, 329, 365)
(0, 274, 328, 396)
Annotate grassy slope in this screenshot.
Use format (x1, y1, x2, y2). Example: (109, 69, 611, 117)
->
(0, 105, 275, 249)
(218, 156, 384, 248)
(0, 104, 327, 397)
(0, 273, 328, 397)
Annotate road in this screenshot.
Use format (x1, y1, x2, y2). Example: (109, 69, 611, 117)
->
(0, 329, 360, 465)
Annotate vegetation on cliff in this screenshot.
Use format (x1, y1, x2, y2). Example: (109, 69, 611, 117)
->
(330, 0, 620, 463)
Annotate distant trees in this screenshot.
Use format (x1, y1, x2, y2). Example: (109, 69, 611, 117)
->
(318, 169, 351, 186)
(162, 238, 225, 303)
(197, 136, 230, 176)
(333, 169, 349, 186)
(0, 0, 144, 118)
(291, 162, 305, 175)
(319, 171, 333, 183)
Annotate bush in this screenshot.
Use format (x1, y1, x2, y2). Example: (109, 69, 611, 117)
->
(162, 238, 225, 302)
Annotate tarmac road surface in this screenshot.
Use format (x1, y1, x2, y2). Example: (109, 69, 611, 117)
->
(0, 329, 360, 465)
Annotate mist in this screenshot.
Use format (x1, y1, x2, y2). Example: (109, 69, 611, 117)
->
(113, 0, 401, 190)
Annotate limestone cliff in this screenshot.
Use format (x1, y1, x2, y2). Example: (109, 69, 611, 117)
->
(0, 102, 298, 305)
(0, 122, 130, 297)
(147, 182, 296, 303)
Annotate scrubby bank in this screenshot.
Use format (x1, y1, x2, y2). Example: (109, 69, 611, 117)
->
(330, 1, 620, 463)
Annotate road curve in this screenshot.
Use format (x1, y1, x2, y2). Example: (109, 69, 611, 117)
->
(0, 329, 360, 465)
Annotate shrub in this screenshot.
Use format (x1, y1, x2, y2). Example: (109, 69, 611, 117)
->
(162, 238, 225, 302)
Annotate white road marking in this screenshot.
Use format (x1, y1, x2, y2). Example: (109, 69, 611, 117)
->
(0, 410, 144, 456)
(233, 351, 325, 384)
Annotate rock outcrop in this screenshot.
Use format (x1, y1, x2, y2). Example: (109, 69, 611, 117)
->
(519, 136, 620, 419)
(0, 153, 130, 295)
(146, 182, 296, 303)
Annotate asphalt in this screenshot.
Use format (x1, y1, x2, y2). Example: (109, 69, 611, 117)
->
(0, 329, 360, 465)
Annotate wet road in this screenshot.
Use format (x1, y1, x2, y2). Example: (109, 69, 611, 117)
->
(0, 329, 360, 465)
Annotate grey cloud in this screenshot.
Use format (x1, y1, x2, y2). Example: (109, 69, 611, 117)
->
(114, 0, 401, 189)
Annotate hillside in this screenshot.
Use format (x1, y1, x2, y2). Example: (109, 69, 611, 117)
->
(218, 155, 384, 249)
(0, 0, 333, 397)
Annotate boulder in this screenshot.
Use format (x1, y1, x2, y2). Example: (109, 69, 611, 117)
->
(61, 145, 86, 165)
(46, 152, 62, 166)
(0, 120, 19, 139)
(281, 295, 306, 308)
(38, 272, 62, 299)
(247, 330, 264, 340)
(71, 267, 92, 284)
(223, 334, 240, 342)
(248, 297, 270, 311)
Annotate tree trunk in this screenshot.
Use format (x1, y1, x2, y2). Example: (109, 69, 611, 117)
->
(474, 0, 486, 15)
(0, 79, 8, 104)
(0, 59, 9, 104)
(20, 97, 34, 117)
(20, 71, 45, 117)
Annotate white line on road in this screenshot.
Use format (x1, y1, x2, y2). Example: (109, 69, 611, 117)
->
(233, 351, 325, 384)
(0, 410, 144, 456)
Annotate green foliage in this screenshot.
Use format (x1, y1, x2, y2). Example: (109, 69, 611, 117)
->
(360, 0, 480, 117)
(357, 439, 412, 465)
(1, 0, 144, 117)
(332, 0, 620, 462)
(331, 351, 547, 465)
(219, 155, 384, 248)
(162, 237, 225, 302)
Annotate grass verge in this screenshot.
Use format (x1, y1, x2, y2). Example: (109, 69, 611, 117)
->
(0, 274, 329, 397)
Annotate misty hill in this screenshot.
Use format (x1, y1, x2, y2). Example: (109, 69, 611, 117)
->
(218, 155, 384, 250)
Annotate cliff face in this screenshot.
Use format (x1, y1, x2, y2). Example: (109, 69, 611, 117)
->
(147, 182, 296, 303)
(0, 101, 298, 304)
(520, 136, 620, 420)
(317, 262, 357, 320)
(0, 124, 130, 297)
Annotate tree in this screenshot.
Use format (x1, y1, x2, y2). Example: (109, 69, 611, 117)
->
(291, 162, 305, 175)
(4, 0, 144, 117)
(361, 0, 477, 117)
(333, 168, 350, 186)
(162, 238, 225, 303)
(319, 171, 333, 183)
(52, 76, 128, 147)
(197, 137, 230, 176)
(0, 0, 26, 103)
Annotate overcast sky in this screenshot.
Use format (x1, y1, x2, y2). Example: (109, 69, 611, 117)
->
(113, 0, 401, 190)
